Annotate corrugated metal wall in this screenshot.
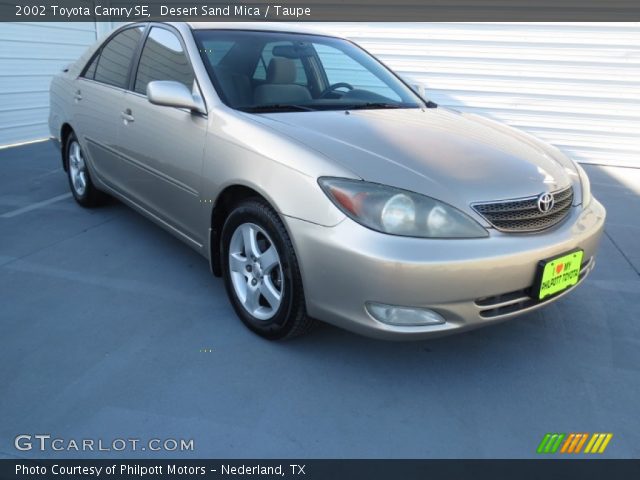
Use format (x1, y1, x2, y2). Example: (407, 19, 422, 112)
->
(1, 22, 639, 168)
(321, 22, 640, 168)
(0, 22, 100, 146)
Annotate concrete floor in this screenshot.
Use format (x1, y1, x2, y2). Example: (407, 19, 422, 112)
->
(0, 140, 638, 459)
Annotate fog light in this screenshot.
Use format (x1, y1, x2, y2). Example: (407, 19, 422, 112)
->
(366, 302, 445, 326)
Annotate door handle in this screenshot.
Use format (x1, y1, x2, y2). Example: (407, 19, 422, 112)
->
(74, 90, 82, 101)
(121, 109, 134, 123)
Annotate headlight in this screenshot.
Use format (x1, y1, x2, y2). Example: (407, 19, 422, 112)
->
(318, 178, 488, 238)
(574, 162, 592, 208)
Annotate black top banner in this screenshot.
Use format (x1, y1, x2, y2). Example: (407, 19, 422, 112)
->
(3, 0, 640, 22)
(2, 459, 640, 480)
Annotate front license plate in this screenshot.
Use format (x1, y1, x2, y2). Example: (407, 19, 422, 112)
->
(535, 249, 584, 300)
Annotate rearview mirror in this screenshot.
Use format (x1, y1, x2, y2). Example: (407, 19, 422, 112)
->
(272, 44, 315, 59)
(147, 81, 205, 114)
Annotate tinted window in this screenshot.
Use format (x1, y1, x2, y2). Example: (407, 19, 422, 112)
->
(94, 27, 143, 89)
(199, 39, 234, 66)
(134, 27, 194, 95)
(314, 44, 401, 101)
(253, 42, 308, 85)
(194, 30, 422, 112)
(83, 54, 99, 79)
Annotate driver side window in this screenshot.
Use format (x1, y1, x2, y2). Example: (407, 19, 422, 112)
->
(134, 27, 195, 95)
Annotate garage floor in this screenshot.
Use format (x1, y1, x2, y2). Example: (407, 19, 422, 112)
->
(1, 141, 639, 459)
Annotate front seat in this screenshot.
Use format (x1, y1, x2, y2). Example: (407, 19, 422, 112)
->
(254, 57, 312, 105)
(214, 66, 252, 107)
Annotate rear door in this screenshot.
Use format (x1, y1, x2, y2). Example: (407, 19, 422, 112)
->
(118, 25, 208, 245)
(72, 26, 145, 189)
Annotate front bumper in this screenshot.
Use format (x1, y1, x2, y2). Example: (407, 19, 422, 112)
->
(284, 198, 606, 340)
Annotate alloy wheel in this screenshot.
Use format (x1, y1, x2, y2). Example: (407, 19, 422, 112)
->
(68, 141, 88, 197)
(228, 222, 284, 321)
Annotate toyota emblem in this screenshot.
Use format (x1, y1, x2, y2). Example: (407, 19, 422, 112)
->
(537, 192, 555, 213)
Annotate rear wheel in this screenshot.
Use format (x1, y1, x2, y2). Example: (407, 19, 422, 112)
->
(221, 199, 315, 339)
(65, 132, 106, 207)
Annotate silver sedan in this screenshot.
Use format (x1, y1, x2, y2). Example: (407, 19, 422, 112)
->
(49, 22, 605, 340)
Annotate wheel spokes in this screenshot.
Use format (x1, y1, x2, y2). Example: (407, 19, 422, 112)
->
(229, 252, 248, 273)
(241, 224, 261, 259)
(228, 222, 285, 321)
(244, 284, 261, 313)
(69, 142, 87, 196)
(260, 277, 282, 309)
(259, 245, 279, 273)
(70, 143, 79, 165)
(76, 150, 85, 170)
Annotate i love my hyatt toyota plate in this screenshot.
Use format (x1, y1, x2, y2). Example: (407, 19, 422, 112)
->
(537, 250, 584, 300)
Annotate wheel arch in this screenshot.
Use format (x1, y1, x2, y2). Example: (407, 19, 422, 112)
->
(209, 184, 290, 278)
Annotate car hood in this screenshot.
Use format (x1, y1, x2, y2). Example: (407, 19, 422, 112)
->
(251, 108, 574, 212)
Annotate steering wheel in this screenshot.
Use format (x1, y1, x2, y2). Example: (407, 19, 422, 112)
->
(319, 82, 354, 98)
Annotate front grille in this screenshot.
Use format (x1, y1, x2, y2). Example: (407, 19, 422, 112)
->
(472, 186, 574, 233)
(475, 257, 593, 319)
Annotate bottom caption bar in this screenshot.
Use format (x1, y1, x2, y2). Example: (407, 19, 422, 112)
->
(2, 459, 639, 479)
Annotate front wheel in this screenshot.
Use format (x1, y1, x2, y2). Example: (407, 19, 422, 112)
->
(65, 132, 106, 207)
(221, 199, 315, 339)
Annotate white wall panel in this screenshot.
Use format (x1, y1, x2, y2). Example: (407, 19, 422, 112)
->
(1, 21, 639, 168)
(319, 23, 640, 167)
(0, 22, 98, 145)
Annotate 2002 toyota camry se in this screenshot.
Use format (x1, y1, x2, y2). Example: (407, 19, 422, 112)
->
(49, 22, 606, 340)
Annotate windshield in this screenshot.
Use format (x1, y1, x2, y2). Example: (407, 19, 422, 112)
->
(193, 29, 424, 113)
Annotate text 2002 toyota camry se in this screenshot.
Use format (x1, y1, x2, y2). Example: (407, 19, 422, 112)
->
(49, 22, 605, 340)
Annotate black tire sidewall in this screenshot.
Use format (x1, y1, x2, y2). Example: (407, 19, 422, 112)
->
(221, 201, 301, 340)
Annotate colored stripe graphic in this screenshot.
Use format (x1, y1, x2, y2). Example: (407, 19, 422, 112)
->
(574, 433, 589, 453)
(560, 433, 575, 453)
(537, 434, 552, 454)
(539, 433, 612, 454)
(537, 433, 565, 453)
(550, 434, 565, 453)
(585, 433, 613, 454)
(598, 433, 613, 453)
(563, 433, 588, 453)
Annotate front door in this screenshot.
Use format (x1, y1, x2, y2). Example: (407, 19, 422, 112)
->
(118, 26, 208, 245)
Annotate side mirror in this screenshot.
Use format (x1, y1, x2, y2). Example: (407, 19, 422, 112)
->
(147, 81, 206, 114)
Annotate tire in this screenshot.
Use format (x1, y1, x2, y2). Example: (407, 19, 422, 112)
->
(221, 199, 315, 340)
(65, 132, 107, 207)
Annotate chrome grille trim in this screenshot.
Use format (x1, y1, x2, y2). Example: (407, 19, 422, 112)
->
(472, 186, 574, 233)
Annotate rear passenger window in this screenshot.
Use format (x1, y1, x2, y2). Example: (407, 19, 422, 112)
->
(134, 27, 194, 95)
(94, 27, 144, 89)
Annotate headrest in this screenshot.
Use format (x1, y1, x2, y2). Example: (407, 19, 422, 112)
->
(266, 57, 297, 84)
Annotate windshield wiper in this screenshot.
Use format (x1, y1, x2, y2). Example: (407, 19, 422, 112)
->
(239, 104, 316, 113)
(343, 102, 405, 110)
